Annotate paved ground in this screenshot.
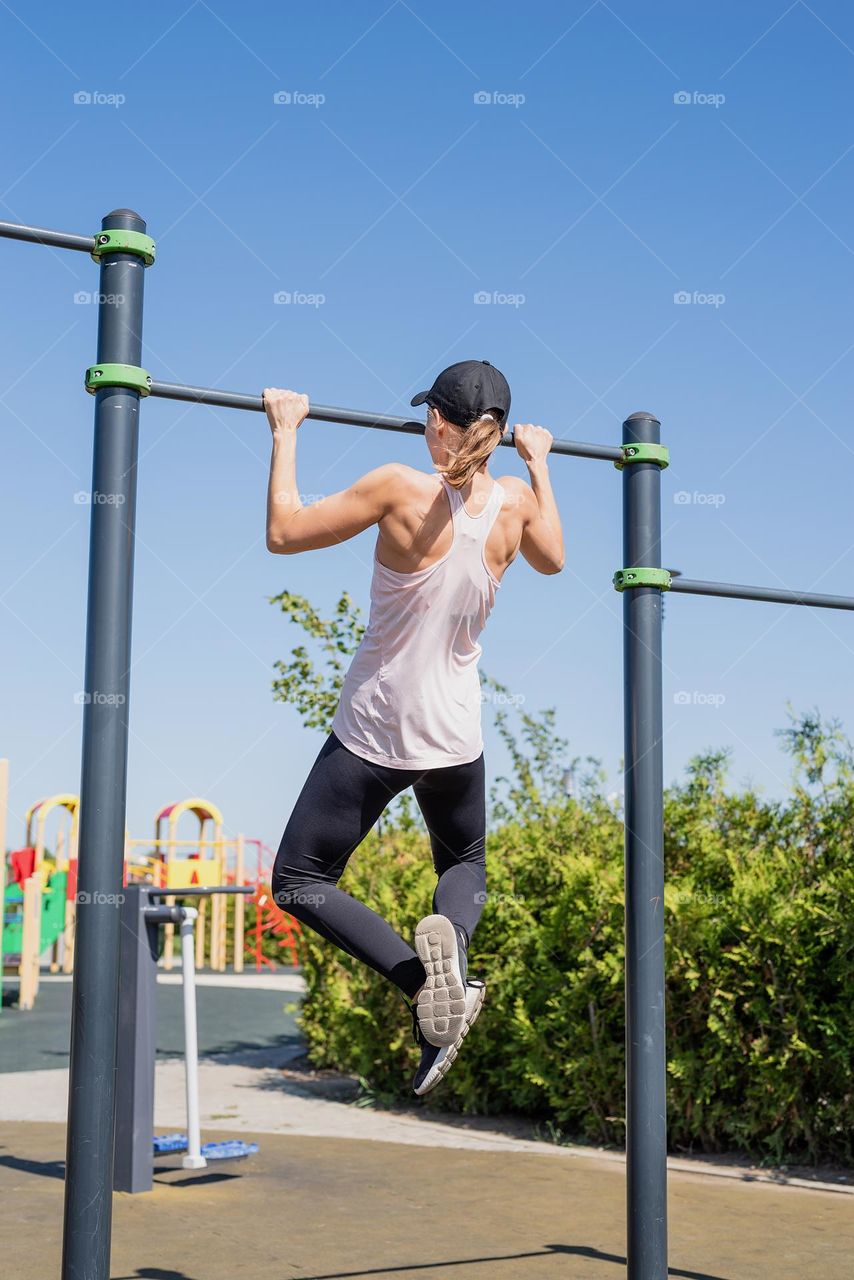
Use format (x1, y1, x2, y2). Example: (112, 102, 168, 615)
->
(2, 1121, 852, 1280)
(1, 972, 852, 1278)
(0, 972, 303, 1072)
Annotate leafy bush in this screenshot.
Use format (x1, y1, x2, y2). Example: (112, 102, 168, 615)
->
(273, 592, 854, 1163)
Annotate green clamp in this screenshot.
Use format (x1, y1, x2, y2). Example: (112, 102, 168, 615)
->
(614, 443, 670, 471)
(613, 567, 672, 592)
(85, 364, 152, 396)
(91, 229, 156, 266)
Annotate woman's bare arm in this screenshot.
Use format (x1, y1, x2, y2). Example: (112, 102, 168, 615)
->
(264, 387, 398, 554)
(513, 423, 565, 575)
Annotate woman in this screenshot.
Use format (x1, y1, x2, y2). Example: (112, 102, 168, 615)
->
(265, 360, 564, 1095)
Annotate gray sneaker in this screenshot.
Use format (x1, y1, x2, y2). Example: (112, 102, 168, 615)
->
(413, 914, 469, 1046)
(411, 980, 486, 1097)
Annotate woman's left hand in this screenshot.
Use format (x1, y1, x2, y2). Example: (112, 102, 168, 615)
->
(263, 388, 310, 436)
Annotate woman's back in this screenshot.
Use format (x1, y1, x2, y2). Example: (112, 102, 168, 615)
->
(332, 473, 509, 769)
(373, 463, 532, 582)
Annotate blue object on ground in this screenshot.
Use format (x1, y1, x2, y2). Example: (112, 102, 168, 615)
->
(153, 1133, 188, 1153)
(153, 1134, 259, 1159)
(202, 1140, 259, 1159)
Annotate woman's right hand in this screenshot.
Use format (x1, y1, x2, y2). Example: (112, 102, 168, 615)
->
(263, 388, 310, 437)
(513, 422, 553, 465)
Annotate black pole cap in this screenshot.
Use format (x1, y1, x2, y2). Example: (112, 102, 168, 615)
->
(102, 208, 146, 231)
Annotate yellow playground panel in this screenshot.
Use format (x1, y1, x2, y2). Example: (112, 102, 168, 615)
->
(124, 797, 240, 972)
(164, 858, 222, 889)
(25, 793, 79, 872)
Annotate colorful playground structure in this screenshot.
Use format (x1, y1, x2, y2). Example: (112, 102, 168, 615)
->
(0, 759, 298, 1009)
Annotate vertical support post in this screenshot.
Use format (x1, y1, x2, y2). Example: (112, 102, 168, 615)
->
(113, 887, 158, 1194)
(19, 874, 41, 1010)
(196, 894, 207, 969)
(51, 829, 66, 972)
(180, 909, 206, 1169)
(0, 759, 7, 1009)
(62, 209, 147, 1280)
(621, 412, 667, 1279)
(234, 835, 245, 973)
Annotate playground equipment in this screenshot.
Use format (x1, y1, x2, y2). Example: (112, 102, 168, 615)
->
(2, 208, 852, 1280)
(1, 791, 80, 1007)
(131, 797, 233, 972)
(113, 884, 255, 1193)
(0, 761, 7, 1003)
(153, 908, 259, 1168)
(2, 786, 297, 1010)
(26, 793, 79, 869)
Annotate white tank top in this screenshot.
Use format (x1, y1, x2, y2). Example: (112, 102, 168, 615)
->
(332, 477, 506, 770)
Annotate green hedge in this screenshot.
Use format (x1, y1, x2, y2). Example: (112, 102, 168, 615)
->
(269, 594, 853, 1163)
(294, 721, 854, 1165)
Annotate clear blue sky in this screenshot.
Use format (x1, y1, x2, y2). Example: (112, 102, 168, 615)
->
(2, 1, 853, 850)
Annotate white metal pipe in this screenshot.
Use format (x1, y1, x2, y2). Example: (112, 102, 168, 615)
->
(179, 908, 206, 1169)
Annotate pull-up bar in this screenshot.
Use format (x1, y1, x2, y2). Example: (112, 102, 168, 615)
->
(669, 576, 854, 612)
(2, 208, 850, 1280)
(0, 218, 95, 253)
(148, 378, 624, 461)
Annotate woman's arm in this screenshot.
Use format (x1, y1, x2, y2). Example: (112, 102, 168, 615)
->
(264, 387, 397, 554)
(513, 423, 565, 574)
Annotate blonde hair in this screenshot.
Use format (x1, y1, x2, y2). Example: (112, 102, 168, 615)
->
(434, 410, 504, 489)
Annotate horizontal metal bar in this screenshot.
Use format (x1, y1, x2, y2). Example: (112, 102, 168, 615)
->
(145, 885, 255, 897)
(148, 380, 424, 434)
(144, 906, 186, 925)
(147, 379, 622, 461)
(669, 577, 854, 612)
(0, 218, 94, 253)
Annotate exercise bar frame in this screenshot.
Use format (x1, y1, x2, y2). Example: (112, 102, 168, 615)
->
(3, 211, 853, 1280)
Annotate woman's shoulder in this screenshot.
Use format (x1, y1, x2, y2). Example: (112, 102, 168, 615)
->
(494, 473, 534, 504)
(376, 462, 443, 494)
(364, 463, 445, 518)
(359, 461, 438, 491)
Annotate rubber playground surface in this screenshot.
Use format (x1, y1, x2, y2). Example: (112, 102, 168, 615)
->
(0, 971, 302, 1073)
(1, 974, 852, 1279)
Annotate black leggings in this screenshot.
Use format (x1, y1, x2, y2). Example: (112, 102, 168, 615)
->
(272, 733, 487, 1000)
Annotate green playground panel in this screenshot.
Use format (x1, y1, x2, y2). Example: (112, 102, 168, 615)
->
(3, 869, 67, 955)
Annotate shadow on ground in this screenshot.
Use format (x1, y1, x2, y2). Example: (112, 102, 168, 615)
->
(286, 1244, 733, 1280)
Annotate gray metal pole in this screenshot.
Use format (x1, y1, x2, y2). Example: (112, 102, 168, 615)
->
(62, 209, 147, 1280)
(669, 576, 854, 612)
(621, 412, 667, 1279)
(0, 218, 95, 253)
(146, 379, 623, 462)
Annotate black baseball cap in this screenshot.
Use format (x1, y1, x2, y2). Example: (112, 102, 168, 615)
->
(411, 360, 511, 428)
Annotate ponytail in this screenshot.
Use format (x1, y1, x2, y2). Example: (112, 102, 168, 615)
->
(435, 411, 504, 489)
